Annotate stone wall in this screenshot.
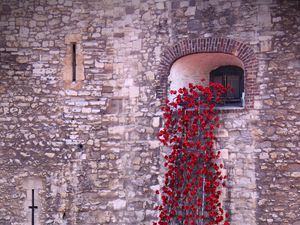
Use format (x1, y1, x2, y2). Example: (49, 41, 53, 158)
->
(253, 1, 300, 224)
(0, 0, 299, 225)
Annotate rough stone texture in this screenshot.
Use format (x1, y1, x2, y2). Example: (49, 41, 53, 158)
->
(253, 1, 300, 225)
(0, 0, 299, 225)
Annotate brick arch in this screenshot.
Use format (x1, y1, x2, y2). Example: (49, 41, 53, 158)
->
(156, 38, 258, 109)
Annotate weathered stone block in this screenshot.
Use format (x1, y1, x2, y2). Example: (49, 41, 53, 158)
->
(110, 199, 126, 210)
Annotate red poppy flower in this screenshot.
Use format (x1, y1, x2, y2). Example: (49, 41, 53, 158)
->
(155, 82, 228, 224)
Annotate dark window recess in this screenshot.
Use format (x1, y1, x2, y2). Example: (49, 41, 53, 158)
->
(28, 189, 38, 225)
(71, 43, 76, 82)
(210, 65, 244, 107)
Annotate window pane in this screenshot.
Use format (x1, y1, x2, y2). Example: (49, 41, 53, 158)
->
(226, 74, 240, 99)
(209, 65, 244, 107)
(213, 75, 223, 85)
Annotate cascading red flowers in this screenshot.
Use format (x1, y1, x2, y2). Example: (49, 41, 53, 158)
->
(154, 82, 230, 225)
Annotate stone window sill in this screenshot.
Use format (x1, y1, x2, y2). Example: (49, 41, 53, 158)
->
(215, 106, 245, 113)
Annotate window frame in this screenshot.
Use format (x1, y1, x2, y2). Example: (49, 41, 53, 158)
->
(210, 65, 244, 108)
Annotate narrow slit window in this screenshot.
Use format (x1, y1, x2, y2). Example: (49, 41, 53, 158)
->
(71, 42, 76, 82)
(63, 34, 84, 87)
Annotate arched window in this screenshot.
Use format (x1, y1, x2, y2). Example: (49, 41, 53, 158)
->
(158, 38, 257, 109)
(210, 65, 244, 107)
(168, 53, 245, 109)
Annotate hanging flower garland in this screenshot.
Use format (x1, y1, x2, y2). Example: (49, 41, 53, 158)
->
(154, 82, 230, 225)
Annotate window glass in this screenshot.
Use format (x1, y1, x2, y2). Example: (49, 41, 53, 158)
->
(210, 65, 244, 107)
